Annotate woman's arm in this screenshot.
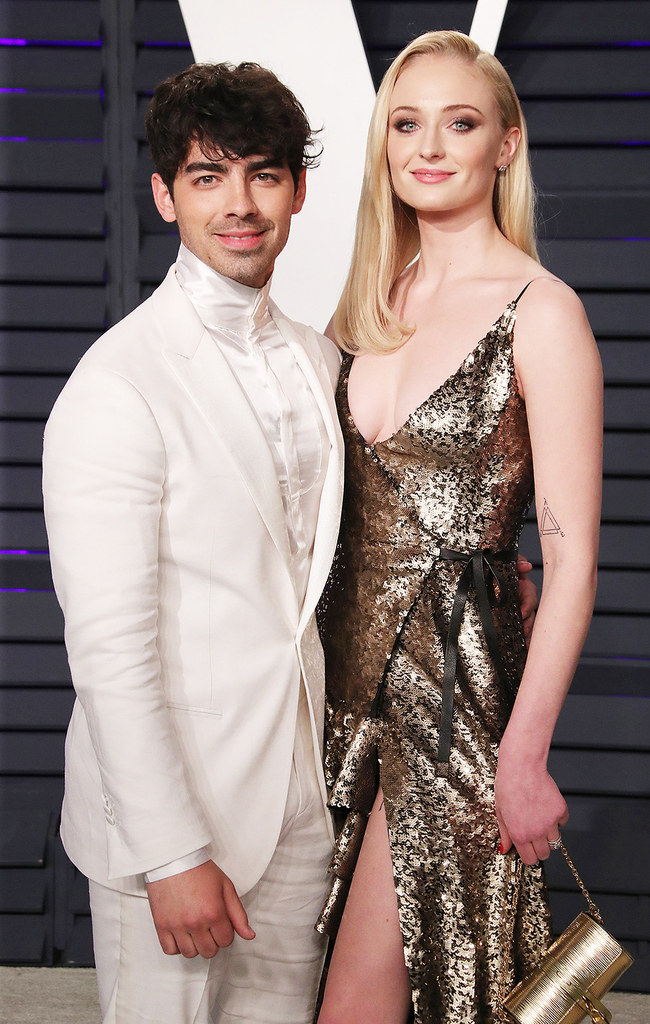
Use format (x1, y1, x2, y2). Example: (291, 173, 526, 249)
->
(495, 278, 603, 865)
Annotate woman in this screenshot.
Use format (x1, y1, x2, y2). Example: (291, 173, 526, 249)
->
(316, 31, 602, 1024)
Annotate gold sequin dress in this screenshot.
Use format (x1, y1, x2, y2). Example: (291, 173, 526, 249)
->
(317, 291, 552, 1023)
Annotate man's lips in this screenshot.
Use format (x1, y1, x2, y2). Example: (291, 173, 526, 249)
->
(215, 231, 267, 250)
(410, 170, 455, 183)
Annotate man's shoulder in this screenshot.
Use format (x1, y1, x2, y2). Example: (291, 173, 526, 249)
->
(73, 267, 196, 380)
(80, 295, 157, 368)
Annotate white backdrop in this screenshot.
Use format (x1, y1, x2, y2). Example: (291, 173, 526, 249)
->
(177, 0, 375, 330)
(177, 1, 509, 330)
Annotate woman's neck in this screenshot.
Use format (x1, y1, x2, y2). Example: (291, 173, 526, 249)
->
(413, 205, 511, 290)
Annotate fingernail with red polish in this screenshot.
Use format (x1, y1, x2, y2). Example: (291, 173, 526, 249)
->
(499, 843, 504, 855)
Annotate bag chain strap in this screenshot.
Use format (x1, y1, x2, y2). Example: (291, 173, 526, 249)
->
(557, 840, 604, 925)
(497, 842, 604, 1022)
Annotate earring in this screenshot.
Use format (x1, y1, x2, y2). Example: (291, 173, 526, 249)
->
(498, 165, 508, 172)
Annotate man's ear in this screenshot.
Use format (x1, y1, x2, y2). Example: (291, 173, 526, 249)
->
(151, 173, 177, 223)
(292, 169, 307, 215)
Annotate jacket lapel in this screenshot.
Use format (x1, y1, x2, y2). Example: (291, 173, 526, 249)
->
(271, 309, 344, 634)
(153, 270, 294, 582)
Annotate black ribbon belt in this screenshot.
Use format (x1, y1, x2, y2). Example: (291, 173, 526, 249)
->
(436, 547, 516, 772)
(369, 545, 517, 774)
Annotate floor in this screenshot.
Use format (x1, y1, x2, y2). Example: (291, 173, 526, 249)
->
(0, 967, 649, 1023)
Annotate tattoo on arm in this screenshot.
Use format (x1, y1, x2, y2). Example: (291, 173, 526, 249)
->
(539, 498, 565, 537)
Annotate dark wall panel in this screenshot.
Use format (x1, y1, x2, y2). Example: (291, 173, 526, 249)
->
(0, 331, 99, 373)
(532, 147, 650, 191)
(0, 141, 103, 189)
(0, 510, 48, 548)
(0, 93, 103, 139)
(0, 285, 106, 329)
(355, 2, 650, 48)
(0, 2, 101, 40)
(543, 241, 650, 290)
(0, 239, 105, 282)
(0, 0, 104, 968)
(0, 193, 105, 237)
(0, 48, 102, 90)
(501, 48, 650, 96)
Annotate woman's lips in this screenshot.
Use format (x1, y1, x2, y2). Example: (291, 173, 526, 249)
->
(410, 170, 455, 183)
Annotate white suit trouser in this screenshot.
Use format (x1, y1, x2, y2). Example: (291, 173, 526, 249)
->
(88, 698, 332, 1024)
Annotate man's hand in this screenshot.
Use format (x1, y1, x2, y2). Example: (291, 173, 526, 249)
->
(517, 555, 538, 647)
(146, 860, 255, 958)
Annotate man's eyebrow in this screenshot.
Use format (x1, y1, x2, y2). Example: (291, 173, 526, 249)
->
(182, 157, 285, 175)
(246, 157, 285, 172)
(182, 160, 227, 175)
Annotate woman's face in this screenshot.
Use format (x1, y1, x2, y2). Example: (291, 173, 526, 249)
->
(386, 54, 519, 218)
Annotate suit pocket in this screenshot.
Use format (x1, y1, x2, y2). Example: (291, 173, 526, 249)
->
(165, 702, 223, 719)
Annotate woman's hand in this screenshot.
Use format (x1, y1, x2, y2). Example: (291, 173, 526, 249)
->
(494, 757, 568, 865)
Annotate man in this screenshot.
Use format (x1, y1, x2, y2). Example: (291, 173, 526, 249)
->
(43, 63, 343, 1024)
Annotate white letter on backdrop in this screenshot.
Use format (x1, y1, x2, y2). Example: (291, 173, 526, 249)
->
(469, 0, 510, 55)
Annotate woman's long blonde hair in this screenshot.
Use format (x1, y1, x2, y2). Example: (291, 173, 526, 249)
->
(335, 30, 539, 355)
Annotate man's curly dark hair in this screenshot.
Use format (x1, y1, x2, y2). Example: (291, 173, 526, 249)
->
(145, 62, 321, 195)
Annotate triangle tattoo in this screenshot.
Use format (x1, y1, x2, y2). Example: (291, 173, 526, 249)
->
(540, 498, 564, 537)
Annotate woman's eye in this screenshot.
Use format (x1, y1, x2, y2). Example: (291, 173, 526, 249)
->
(451, 119, 474, 132)
(394, 119, 418, 133)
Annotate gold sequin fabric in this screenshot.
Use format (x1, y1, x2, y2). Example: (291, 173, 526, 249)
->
(318, 299, 552, 1023)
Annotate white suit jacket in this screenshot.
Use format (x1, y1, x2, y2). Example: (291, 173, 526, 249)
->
(42, 266, 343, 896)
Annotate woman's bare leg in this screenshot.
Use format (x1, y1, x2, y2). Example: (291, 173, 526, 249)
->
(318, 788, 413, 1024)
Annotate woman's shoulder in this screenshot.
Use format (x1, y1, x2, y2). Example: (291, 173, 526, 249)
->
(514, 276, 593, 349)
(517, 274, 585, 320)
(512, 273, 599, 375)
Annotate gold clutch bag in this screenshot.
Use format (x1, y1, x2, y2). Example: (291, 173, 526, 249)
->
(502, 843, 633, 1024)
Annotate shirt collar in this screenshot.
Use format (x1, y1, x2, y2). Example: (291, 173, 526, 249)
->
(175, 242, 272, 339)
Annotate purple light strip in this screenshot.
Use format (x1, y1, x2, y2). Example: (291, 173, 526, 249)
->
(1, 88, 101, 96)
(0, 588, 53, 593)
(0, 550, 48, 556)
(0, 39, 101, 47)
(0, 136, 103, 142)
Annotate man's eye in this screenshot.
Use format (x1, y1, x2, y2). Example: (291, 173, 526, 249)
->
(256, 173, 277, 182)
(196, 175, 215, 185)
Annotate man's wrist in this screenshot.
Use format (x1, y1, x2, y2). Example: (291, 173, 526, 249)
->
(144, 847, 211, 884)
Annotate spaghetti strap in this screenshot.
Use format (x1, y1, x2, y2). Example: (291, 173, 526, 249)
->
(512, 280, 534, 306)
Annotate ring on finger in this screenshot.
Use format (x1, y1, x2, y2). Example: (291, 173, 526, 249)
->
(548, 835, 562, 850)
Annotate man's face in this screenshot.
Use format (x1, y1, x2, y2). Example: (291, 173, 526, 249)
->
(151, 141, 306, 288)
